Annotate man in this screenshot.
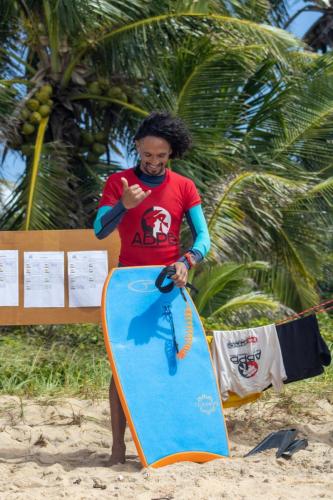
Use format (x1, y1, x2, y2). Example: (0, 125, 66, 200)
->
(94, 111, 210, 464)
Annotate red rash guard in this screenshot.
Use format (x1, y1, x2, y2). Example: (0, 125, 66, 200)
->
(98, 168, 201, 266)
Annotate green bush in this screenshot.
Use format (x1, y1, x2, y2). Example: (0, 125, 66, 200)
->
(0, 324, 110, 397)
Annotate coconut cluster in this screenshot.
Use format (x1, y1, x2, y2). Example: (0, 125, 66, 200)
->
(87, 79, 128, 103)
(80, 130, 108, 163)
(21, 84, 53, 136)
(15, 79, 128, 162)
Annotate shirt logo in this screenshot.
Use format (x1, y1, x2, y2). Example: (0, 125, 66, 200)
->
(230, 349, 261, 378)
(142, 206, 171, 237)
(131, 206, 178, 247)
(227, 336, 258, 349)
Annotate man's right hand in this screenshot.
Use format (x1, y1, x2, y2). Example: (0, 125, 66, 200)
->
(120, 177, 151, 209)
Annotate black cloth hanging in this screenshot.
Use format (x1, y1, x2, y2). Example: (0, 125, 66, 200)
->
(276, 314, 331, 384)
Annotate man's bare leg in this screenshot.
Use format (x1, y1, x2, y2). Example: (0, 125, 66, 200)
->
(109, 377, 126, 465)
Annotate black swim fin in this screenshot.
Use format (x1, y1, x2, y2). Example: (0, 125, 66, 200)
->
(244, 429, 298, 458)
(280, 439, 308, 459)
(276, 429, 299, 458)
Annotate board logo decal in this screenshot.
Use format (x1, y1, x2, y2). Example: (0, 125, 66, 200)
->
(195, 394, 218, 415)
(128, 279, 158, 293)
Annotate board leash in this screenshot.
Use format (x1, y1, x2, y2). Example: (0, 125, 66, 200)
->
(156, 266, 195, 360)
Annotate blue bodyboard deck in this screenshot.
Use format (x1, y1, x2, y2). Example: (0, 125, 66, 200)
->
(102, 266, 229, 467)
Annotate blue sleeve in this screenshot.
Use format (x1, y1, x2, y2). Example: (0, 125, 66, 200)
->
(94, 201, 127, 239)
(178, 204, 210, 268)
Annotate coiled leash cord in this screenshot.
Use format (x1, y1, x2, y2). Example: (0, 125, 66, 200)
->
(155, 266, 197, 359)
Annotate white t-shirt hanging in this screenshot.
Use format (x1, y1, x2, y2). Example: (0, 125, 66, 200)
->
(212, 325, 287, 400)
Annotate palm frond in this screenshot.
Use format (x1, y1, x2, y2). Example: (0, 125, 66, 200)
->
(206, 171, 306, 256)
(25, 117, 49, 230)
(193, 260, 270, 314)
(70, 94, 149, 117)
(306, 176, 333, 206)
(0, 142, 73, 230)
(62, 7, 304, 87)
(207, 292, 279, 320)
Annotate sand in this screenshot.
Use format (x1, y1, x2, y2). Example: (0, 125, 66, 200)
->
(0, 393, 332, 499)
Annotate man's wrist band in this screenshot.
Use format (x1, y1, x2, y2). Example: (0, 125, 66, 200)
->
(183, 251, 196, 269)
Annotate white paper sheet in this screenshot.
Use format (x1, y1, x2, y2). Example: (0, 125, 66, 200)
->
(0, 250, 19, 306)
(68, 251, 108, 307)
(24, 252, 64, 308)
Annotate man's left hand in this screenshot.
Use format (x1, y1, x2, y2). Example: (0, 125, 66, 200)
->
(170, 261, 188, 288)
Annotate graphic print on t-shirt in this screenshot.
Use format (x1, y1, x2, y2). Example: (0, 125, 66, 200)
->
(131, 205, 178, 247)
(142, 206, 171, 237)
(227, 336, 258, 349)
(212, 325, 286, 399)
(228, 335, 261, 378)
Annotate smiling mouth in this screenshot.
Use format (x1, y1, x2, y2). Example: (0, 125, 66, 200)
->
(145, 164, 164, 173)
(141, 162, 165, 176)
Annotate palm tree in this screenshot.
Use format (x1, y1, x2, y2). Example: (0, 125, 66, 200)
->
(165, 46, 333, 311)
(273, 1, 333, 52)
(0, 0, 303, 231)
(1, 1, 332, 315)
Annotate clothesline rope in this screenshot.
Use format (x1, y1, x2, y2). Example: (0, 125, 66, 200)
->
(315, 304, 333, 315)
(205, 298, 333, 335)
(277, 297, 333, 325)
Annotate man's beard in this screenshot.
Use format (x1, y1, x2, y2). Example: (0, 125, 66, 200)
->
(141, 162, 166, 176)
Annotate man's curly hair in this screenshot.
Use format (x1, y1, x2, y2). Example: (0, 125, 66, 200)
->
(134, 112, 192, 159)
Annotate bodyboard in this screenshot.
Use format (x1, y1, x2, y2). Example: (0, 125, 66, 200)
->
(102, 266, 229, 468)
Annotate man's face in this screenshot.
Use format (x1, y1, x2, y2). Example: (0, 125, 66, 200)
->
(136, 136, 172, 176)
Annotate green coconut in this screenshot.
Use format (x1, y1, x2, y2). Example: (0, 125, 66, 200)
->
(29, 111, 42, 124)
(26, 98, 40, 111)
(98, 78, 109, 91)
(20, 107, 30, 120)
(92, 143, 107, 156)
(94, 131, 108, 144)
(22, 122, 35, 135)
(107, 87, 127, 101)
(41, 84, 53, 96)
(39, 104, 51, 117)
(106, 86, 122, 99)
(88, 82, 102, 95)
(35, 90, 50, 104)
(81, 131, 94, 145)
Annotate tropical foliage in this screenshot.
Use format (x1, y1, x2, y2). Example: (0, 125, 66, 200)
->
(183, 49, 333, 314)
(279, 1, 333, 52)
(0, 0, 302, 229)
(0, 0, 332, 318)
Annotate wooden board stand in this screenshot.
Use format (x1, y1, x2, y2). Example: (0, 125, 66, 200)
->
(0, 229, 120, 325)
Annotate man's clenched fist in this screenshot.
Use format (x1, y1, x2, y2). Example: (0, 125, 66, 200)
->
(121, 177, 151, 209)
(170, 261, 188, 288)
